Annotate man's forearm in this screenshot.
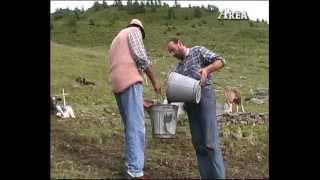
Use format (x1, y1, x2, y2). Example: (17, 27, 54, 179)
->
(144, 66, 157, 85)
(205, 59, 224, 74)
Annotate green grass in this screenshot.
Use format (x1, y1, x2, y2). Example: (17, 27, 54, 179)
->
(51, 6, 268, 179)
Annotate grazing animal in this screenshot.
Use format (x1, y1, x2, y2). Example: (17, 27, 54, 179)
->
(224, 87, 245, 113)
(51, 89, 76, 119)
(56, 105, 76, 118)
(76, 77, 95, 86)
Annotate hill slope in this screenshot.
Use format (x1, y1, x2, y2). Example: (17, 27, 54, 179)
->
(51, 6, 268, 179)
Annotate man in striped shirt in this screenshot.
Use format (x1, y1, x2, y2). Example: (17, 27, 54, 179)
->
(167, 37, 226, 179)
(109, 19, 160, 179)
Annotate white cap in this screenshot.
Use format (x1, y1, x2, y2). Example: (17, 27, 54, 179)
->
(129, 19, 144, 30)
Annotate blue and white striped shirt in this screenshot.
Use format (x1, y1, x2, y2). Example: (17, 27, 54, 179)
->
(175, 46, 226, 84)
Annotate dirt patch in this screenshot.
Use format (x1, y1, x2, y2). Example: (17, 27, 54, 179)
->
(51, 116, 268, 179)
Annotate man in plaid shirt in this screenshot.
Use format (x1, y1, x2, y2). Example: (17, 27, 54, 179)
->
(167, 38, 226, 179)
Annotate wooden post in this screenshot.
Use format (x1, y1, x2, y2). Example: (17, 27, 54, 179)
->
(62, 88, 66, 107)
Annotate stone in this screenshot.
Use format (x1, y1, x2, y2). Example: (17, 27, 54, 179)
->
(250, 98, 265, 104)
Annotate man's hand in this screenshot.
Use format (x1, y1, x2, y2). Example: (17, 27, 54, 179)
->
(199, 68, 209, 80)
(198, 68, 209, 86)
(198, 59, 224, 86)
(152, 80, 161, 93)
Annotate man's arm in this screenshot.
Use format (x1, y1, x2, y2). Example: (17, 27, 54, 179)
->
(127, 28, 150, 73)
(199, 57, 225, 84)
(127, 28, 161, 93)
(144, 66, 161, 93)
(197, 46, 226, 82)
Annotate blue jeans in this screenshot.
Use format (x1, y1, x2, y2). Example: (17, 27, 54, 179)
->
(184, 85, 225, 179)
(114, 82, 145, 177)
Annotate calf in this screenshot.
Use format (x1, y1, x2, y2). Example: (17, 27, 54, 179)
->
(224, 87, 245, 113)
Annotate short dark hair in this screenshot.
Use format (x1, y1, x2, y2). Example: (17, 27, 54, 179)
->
(167, 37, 184, 45)
(127, 24, 145, 39)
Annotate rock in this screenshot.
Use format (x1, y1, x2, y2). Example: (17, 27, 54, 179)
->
(254, 88, 268, 98)
(218, 112, 268, 124)
(250, 98, 265, 104)
(240, 121, 247, 125)
(240, 76, 247, 79)
(216, 102, 224, 116)
(231, 128, 242, 140)
(242, 131, 249, 137)
(257, 154, 262, 161)
(222, 129, 231, 138)
(104, 108, 112, 113)
(111, 113, 116, 116)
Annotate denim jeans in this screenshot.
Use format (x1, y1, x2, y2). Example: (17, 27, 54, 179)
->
(184, 85, 225, 179)
(114, 82, 145, 177)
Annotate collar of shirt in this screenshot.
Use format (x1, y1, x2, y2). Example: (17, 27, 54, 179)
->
(185, 48, 190, 57)
(179, 48, 190, 63)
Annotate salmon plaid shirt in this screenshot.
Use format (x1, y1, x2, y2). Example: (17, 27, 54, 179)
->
(127, 27, 150, 73)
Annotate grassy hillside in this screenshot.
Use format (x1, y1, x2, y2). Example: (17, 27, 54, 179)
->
(51, 6, 268, 179)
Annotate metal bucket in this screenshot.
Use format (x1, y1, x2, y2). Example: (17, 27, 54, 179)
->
(147, 104, 178, 138)
(166, 72, 201, 103)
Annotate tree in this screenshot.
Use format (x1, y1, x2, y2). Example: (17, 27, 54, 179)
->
(102, 0, 108, 8)
(158, 0, 161, 7)
(146, 0, 150, 7)
(52, 9, 67, 20)
(249, 21, 254, 27)
(140, 1, 146, 13)
(114, 0, 123, 7)
(211, 5, 219, 12)
(151, 6, 156, 12)
(174, 0, 178, 7)
(117, 0, 124, 9)
(163, 2, 169, 7)
(194, 7, 202, 18)
(92, 1, 100, 11)
(74, 10, 80, 20)
(189, 4, 192, 8)
(127, 0, 132, 7)
(168, 8, 175, 19)
(66, 15, 77, 26)
(207, 5, 219, 12)
(127, 0, 145, 14)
